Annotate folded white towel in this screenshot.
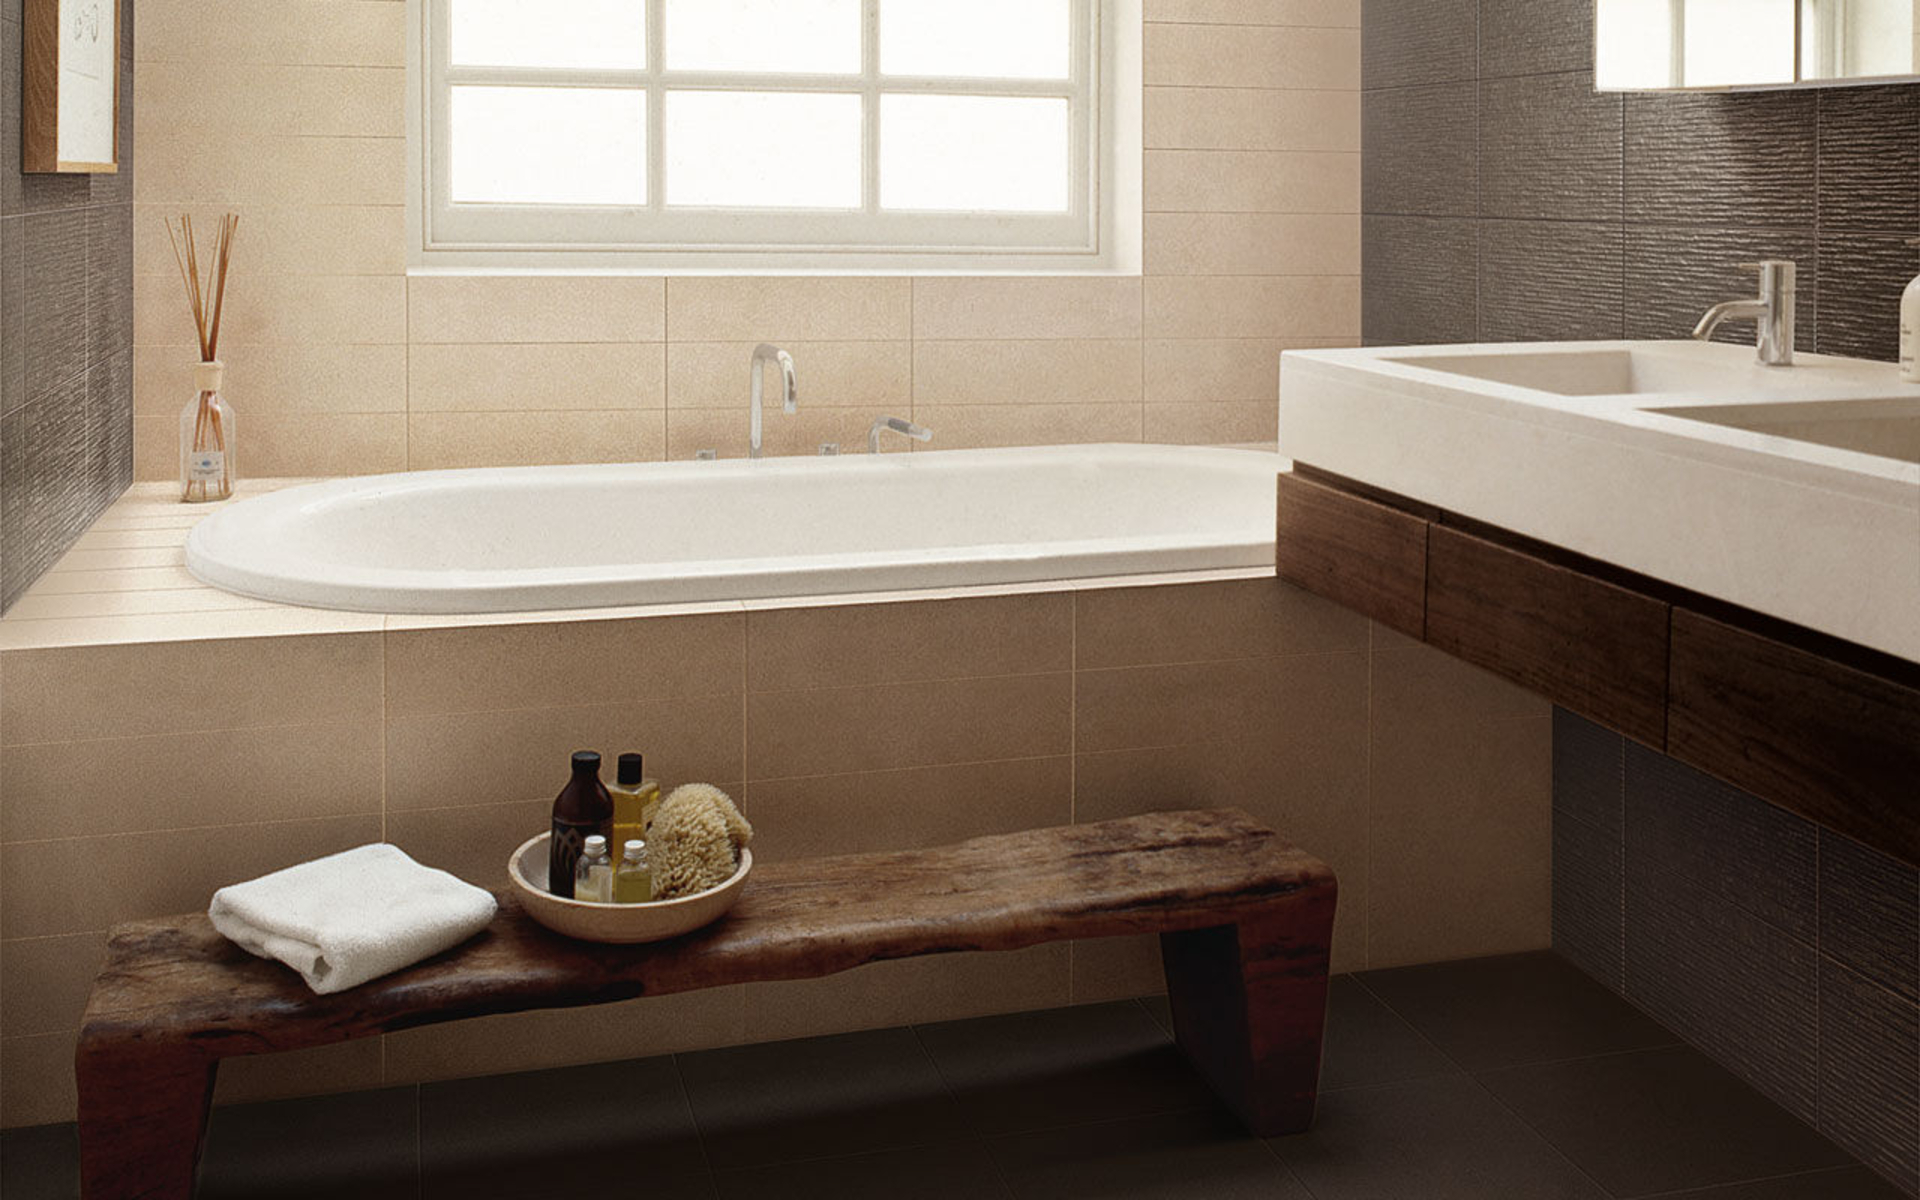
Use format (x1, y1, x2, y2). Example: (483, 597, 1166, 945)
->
(209, 844, 497, 996)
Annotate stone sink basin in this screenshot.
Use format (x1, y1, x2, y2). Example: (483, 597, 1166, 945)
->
(1278, 339, 1920, 662)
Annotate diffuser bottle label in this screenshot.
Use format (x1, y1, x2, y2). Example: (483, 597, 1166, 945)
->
(188, 451, 224, 481)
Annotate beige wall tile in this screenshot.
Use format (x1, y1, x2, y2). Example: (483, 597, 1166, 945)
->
(215, 413, 407, 480)
(747, 593, 1072, 691)
(135, 273, 406, 348)
(409, 343, 665, 413)
(1, 721, 383, 840)
(409, 276, 667, 344)
(1146, 149, 1360, 214)
(1146, 23, 1359, 91)
(384, 613, 745, 717)
(1076, 650, 1364, 753)
(134, 344, 408, 416)
(136, 0, 407, 66)
(665, 407, 897, 461)
(1, 1032, 80, 1127)
(2, 633, 382, 743)
(743, 945, 1070, 1043)
(744, 756, 1073, 861)
(1146, 212, 1360, 276)
(136, 65, 405, 138)
(385, 694, 744, 812)
(1075, 578, 1365, 669)
(137, 133, 406, 206)
(383, 988, 747, 1085)
(1145, 276, 1361, 339)
(406, 410, 666, 471)
(214, 1039, 386, 1107)
(0, 933, 107, 1037)
(911, 340, 1142, 405)
(667, 341, 911, 410)
(134, 204, 406, 278)
(1146, 338, 1348, 404)
(1145, 0, 1361, 27)
(667, 278, 911, 342)
(1145, 87, 1360, 152)
(0, 814, 381, 939)
(1145, 401, 1279, 444)
(912, 278, 1142, 341)
(747, 673, 1072, 779)
(908, 403, 1142, 450)
(385, 798, 550, 890)
(1371, 641, 1552, 726)
(1071, 935, 1166, 1003)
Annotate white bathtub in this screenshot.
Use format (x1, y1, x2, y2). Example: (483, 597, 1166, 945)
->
(184, 445, 1281, 614)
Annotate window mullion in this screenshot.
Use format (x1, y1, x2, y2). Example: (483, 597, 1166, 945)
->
(863, 0, 880, 215)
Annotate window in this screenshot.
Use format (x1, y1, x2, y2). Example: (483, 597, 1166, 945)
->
(414, 0, 1139, 271)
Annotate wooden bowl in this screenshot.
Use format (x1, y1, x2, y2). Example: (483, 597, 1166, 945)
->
(507, 833, 752, 944)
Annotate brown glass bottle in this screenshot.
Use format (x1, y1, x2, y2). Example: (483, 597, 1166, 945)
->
(549, 750, 613, 898)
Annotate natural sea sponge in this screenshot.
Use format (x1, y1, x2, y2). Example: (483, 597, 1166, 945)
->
(650, 784, 753, 899)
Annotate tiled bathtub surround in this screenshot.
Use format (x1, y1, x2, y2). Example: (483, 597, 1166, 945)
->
(127, 0, 1362, 481)
(0, 6, 136, 609)
(1361, 0, 1920, 360)
(1553, 710, 1920, 1196)
(0, 571, 1553, 1128)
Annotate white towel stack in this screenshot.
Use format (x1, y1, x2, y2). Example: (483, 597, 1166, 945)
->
(209, 843, 498, 996)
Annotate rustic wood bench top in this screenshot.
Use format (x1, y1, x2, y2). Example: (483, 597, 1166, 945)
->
(77, 808, 1337, 1200)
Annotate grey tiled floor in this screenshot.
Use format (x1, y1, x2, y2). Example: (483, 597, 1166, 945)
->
(1, 952, 1908, 1199)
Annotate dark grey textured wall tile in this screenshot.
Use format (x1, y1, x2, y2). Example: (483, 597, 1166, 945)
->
(87, 348, 132, 504)
(1818, 959, 1920, 1194)
(1, 372, 92, 608)
(1817, 86, 1920, 235)
(1478, 219, 1623, 341)
(1363, 0, 1477, 90)
(0, 405, 23, 604)
(1552, 708, 1624, 835)
(87, 205, 133, 368)
(0, 215, 21, 416)
(1623, 225, 1818, 349)
(1363, 82, 1478, 217)
(1480, 73, 1622, 220)
(1820, 830, 1920, 1004)
(1479, 0, 1591, 78)
(23, 207, 89, 403)
(1817, 234, 1913, 362)
(0, 16, 19, 218)
(1553, 812, 1624, 993)
(1362, 215, 1478, 345)
(1625, 90, 1817, 229)
(1625, 742, 1817, 941)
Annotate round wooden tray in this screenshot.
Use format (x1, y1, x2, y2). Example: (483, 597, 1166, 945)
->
(507, 832, 751, 944)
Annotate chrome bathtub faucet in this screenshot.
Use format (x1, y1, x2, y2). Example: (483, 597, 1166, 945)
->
(1692, 260, 1795, 366)
(868, 416, 932, 455)
(749, 344, 798, 459)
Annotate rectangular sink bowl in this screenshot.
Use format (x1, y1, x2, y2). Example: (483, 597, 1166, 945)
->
(1649, 397, 1920, 465)
(1384, 347, 1798, 397)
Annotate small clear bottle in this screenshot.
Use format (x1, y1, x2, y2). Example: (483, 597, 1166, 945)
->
(614, 839, 653, 904)
(573, 834, 614, 903)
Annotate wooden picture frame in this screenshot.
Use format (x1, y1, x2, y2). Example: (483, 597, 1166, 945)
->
(21, 0, 122, 174)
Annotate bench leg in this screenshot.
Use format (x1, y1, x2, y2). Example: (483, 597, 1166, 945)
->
(1160, 885, 1336, 1137)
(77, 1043, 217, 1200)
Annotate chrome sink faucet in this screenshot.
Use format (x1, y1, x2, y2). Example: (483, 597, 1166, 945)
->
(1692, 260, 1796, 366)
(868, 416, 932, 454)
(749, 344, 798, 459)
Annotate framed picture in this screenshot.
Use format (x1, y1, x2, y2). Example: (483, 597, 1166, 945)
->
(21, 0, 122, 174)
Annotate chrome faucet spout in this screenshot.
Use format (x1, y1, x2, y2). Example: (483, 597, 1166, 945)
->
(1690, 261, 1795, 366)
(749, 344, 798, 459)
(1691, 299, 1767, 342)
(868, 416, 932, 455)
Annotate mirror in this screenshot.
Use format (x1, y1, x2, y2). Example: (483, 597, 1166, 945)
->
(1596, 0, 1920, 91)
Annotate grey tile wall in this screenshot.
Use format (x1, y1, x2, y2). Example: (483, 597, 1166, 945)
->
(1363, 5, 1920, 364)
(1552, 711, 1920, 1196)
(0, 1, 135, 610)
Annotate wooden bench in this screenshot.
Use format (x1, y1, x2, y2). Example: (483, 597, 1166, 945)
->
(76, 808, 1336, 1200)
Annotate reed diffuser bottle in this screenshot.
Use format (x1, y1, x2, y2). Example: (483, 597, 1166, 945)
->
(167, 213, 241, 503)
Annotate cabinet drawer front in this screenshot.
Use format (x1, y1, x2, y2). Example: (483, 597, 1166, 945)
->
(1425, 525, 1670, 747)
(1275, 471, 1428, 639)
(1669, 609, 1920, 866)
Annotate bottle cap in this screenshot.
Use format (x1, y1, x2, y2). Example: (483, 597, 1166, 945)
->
(571, 750, 602, 772)
(623, 839, 646, 858)
(617, 752, 644, 785)
(584, 834, 607, 854)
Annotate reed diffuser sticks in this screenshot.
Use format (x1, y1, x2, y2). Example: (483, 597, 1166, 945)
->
(167, 213, 240, 502)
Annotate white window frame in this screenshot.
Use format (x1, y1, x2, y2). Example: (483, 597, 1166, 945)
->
(407, 0, 1142, 274)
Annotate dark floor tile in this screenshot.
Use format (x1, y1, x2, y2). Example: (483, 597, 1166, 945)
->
(1358, 951, 1674, 1072)
(991, 1108, 1311, 1200)
(1659, 1166, 1915, 1199)
(0, 1122, 79, 1200)
(199, 1086, 419, 1200)
(678, 1026, 965, 1169)
(914, 1000, 1216, 1137)
(1269, 1074, 1609, 1200)
(421, 1055, 710, 1200)
(1138, 993, 1172, 1036)
(1317, 975, 1460, 1091)
(1479, 1045, 1851, 1197)
(715, 1140, 1011, 1200)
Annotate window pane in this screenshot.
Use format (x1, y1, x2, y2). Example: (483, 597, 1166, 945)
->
(880, 0, 1071, 79)
(452, 87, 647, 205)
(664, 0, 861, 73)
(665, 91, 861, 208)
(450, 0, 645, 70)
(881, 95, 1069, 212)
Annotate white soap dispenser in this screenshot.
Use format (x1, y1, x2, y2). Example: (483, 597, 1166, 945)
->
(1903, 238, 1920, 383)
